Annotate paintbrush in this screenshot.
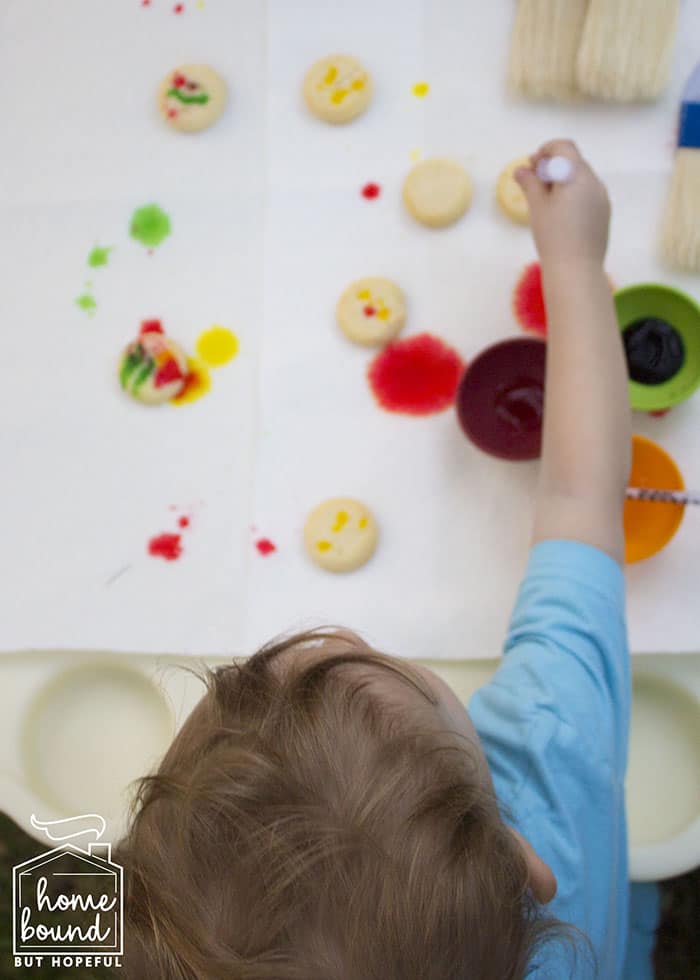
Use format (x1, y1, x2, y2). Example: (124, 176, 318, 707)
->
(577, 0, 680, 102)
(661, 60, 700, 273)
(626, 487, 699, 506)
(508, 0, 590, 101)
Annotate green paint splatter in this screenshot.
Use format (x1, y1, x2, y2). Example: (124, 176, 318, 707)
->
(76, 293, 97, 315)
(87, 245, 113, 268)
(129, 204, 172, 249)
(167, 87, 209, 105)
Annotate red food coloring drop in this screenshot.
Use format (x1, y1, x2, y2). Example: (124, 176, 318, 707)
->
(649, 408, 671, 418)
(361, 182, 381, 200)
(154, 359, 185, 388)
(513, 262, 547, 336)
(364, 305, 377, 317)
(255, 538, 277, 556)
(178, 515, 190, 528)
(140, 319, 164, 335)
(148, 533, 182, 561)
(368, 333, 464, 416)
(173, 74, 186, 88)
(174, 2, 184, 12)
(141, 0, 151, 7)
(167, 108, 178, 119)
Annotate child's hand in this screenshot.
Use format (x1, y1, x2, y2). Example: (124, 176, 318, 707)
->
(515, 139, 611, 267)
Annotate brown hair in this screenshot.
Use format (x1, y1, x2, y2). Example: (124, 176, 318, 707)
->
(115, 629, 581, 979)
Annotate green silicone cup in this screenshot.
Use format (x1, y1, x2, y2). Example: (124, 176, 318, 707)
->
(614, 283, 700, 411)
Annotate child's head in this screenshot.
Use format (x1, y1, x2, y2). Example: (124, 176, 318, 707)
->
(116, 629, 564, 979)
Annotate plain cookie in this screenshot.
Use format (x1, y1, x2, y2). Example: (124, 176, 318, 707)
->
(119, 332, 189, 404)
(303, 54, 373, 124)
(496, 156, 531, 225)
(336, 277, 406, 347)
(158, 65, 227, 132)
(304, 498, 378, 572)
(402, 158, 473, 228)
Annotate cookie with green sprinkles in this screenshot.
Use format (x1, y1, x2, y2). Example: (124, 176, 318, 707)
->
(157, 65, 228, 132)
(119, 331, 189, 404)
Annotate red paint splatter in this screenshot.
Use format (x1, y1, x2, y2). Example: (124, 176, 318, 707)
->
(174, 2, 184, 11)
(513, 262, 547, 336)
(141, 0, 151, 6)
(140, 319, 164, 336)
(148, 533, 182, 561)
(173, 74, 186, 87)
(649, 408, 671, 418)
(367, 333, 465, 415)
(154, 359, 185, 387)
(361, 182, 381, 200)
(178, 515, 190, 528)
(363, 305, 377, 317)
(255, 538, 277, 556)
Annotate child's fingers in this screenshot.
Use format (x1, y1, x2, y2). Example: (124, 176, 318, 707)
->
(514, 164, 547, 206)
(535, 138, 584, 163)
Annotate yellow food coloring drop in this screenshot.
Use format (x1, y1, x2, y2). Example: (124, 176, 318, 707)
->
(357, 289, 371, 301)
(332, 511, 349, 533)
(323, 66, 338, 86)
(331, 89, 349, 104)
(351, 79, 365, 91)
(376, 308, 391, 321)
(196, 325, 239, 367)
(410, 148, 423, 162)
(412, 82, 430, 98)
(170, 357, 212, 406)
(317, 540, 332, 552)
(358, 517, 368, 529)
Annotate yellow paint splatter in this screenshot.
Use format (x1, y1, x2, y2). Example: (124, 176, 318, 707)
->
(331, 89, 349, 104)
(323, 66, 338, 86)
(332, 511, 348, 533)
(412, 82, 430, 98)
(376, 308, 390, 321)
(358, 517, 368, 529)
(196, 325, 239, 367)
(410, 147, 423, 162)
(357, 289, 371, 301)
(317, 540, 332, 552)
(351, 79, 366, 91)
(170, 357, 212, 405)
(196, 0, 205, 7)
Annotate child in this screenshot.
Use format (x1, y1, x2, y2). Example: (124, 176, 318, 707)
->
(116, 140, 638, 978)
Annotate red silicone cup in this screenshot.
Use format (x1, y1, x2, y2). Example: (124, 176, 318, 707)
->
(456, 337, 546, 460)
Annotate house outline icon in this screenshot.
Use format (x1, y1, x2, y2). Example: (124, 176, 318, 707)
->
(13, 841, 124, 957)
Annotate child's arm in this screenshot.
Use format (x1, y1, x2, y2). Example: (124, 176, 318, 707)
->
(516, 141, 631, 565)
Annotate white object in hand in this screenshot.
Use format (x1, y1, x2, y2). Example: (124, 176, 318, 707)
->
(536, 156, 574, 184)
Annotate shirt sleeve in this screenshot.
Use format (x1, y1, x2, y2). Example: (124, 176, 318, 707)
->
(468, 539, 630, 979)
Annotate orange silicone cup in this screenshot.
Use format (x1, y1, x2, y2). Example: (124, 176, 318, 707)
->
(624, 435, 685, 563)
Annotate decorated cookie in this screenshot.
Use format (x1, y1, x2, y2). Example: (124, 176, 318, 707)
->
(157, 65, 227, 132)
(304, 498, 378, 572)
(496, 156, 530, 225)
(303, 55, 373, 124)
(119, 331, 189, 404)
(336, 277, 406, 347)
(402, 158, 473, 228)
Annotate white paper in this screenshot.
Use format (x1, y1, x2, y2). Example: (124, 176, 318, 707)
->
(1, 0, 699, 658)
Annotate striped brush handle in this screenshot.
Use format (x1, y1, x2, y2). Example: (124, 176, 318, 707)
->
(626, 487, 700, 506)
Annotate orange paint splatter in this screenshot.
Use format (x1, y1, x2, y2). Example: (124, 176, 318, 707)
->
(170, 357, 211, 405)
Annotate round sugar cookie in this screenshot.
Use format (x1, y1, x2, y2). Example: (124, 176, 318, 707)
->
(336, 277, 406, 347)
(304, 498, 378, 572)
(496, 156, 530, 225)
(157, 64, 227, 132)
(119, 332, 189, 404)
(402, 158, 473, 228)
(303, 54, 373, 124)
